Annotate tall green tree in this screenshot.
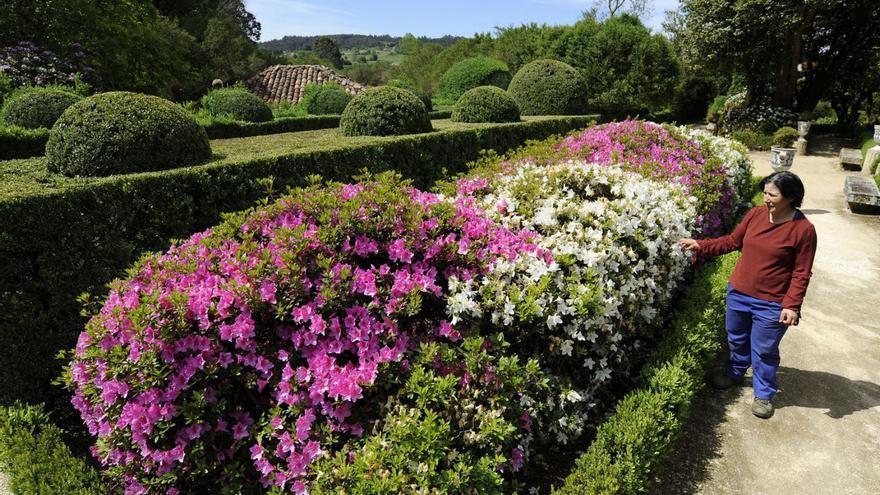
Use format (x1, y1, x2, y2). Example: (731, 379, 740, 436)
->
(313, 37, 345, 69)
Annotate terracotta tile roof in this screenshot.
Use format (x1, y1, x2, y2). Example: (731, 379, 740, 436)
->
(246, 65, 369, 105)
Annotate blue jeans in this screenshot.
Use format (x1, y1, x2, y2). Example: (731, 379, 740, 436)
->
(725, 284, 788, 400)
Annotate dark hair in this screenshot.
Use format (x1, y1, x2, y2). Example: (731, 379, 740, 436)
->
(760, 171, 805, 208)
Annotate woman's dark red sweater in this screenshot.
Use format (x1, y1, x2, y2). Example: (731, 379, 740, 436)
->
(698, 206, 817, 311)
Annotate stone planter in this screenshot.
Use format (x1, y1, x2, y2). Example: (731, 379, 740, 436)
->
(797, 120, 812, 137)
(770, 147, 796, 172)
(873, 124, 880, 145)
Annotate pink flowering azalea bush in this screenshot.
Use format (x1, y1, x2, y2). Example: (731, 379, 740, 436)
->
(555, 120, 735, 237)
(65, 174, 550, 494)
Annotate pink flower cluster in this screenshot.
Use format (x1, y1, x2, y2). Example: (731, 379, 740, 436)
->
(68, 179, 547, 494)
(555, 120, 735, 236)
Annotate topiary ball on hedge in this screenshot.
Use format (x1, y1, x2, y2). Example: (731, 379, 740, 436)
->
(1, 87, 83, 129)
(436, 57, 512, 105)
(508, 59, 589, 116)
(339, 86, 432, 137)
(385, 78, 433, 111)
(301, 83, 353, 115)
(451, 86, 520, 123)
(46, 92, 212, 177)
(201, 87, 273, 122)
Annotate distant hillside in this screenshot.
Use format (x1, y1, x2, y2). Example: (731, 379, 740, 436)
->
(260, 34, 466, 52)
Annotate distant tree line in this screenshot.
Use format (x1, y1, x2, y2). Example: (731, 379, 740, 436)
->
(260, 34, 465, 53)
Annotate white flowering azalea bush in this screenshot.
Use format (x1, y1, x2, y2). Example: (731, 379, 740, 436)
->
(447, 161, 695, 448)
(678, 126, 754, 213)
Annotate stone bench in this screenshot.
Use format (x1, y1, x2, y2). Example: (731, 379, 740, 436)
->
(839, 148, 863, 171)
(844, 176, 880, 214)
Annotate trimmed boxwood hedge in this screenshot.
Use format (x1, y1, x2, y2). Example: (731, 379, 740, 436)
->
(1, 87, 83, 130)
(508, 59, 589, 115)
(554, 252, 739, 495)
(339, 86, 432, 136)
(46, 92, 212, 177)
(0, 115, 597, 412)
(301, 83, 354, 115)
(386, 78, 434, 111)
(0, 125, 50, 159)
(451, 86, 520, 123)
(201, 87, 273, 123)
(436, 57, 512, 105)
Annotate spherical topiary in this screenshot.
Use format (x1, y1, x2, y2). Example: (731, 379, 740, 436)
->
(301, 83, 353, 115)
(339, 86, 432, 137)
(201, 87, 272, 122)
(1, 87, 83, 129)
(385, 78, 433, 111)
(772, 126, 800, 147)
(508, 59, 589, 116)
(436, 57, 511, 105)
(451, 86, 520, 123)
(46, 92, 212, 177)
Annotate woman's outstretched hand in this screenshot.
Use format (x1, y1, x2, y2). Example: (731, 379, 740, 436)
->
(780, 308, 799, 326)
(678, 238, 700, 252)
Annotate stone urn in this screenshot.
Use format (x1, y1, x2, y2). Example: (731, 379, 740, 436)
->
(874, 124, 880, 145)
(797, 120, 812, 137)
(770, 147, 796, 172)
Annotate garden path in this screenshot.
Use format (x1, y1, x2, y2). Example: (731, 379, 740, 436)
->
(651, 135, 880, 495)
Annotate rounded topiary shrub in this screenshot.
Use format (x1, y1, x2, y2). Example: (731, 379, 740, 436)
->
(436, 57, 511, 105)
(339, 86, 432, 136)
(1, 87, 83, 129)
(451, 86, 520, 123)
(46, 92, 211, 177)
(201, 87, 272, 122)
(508, 59, 589, 115)
(385, 78, 433, 111)
(772, 126, 799, 147)
(301, 83, 353, 115)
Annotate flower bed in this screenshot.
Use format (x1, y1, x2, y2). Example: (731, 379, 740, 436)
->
(554, 120, 738, 237)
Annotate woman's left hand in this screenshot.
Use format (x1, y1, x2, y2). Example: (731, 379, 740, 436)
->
(780, 308, 799, 326)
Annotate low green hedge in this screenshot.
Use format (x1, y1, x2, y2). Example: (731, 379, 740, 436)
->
(554, 252, 739, 495)
(731, 130, 773, 150)
(0, 125, 49, 159)
(203, 115, 343, 139)
(0, 115, 597, 410)
(0, 403, 105, 494)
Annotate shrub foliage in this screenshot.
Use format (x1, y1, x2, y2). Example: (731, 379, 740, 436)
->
(451, 85, 520, 123)
(436, 57, 512, 105)
(339, 86, 432, 136)
(385, 78, 433, 111)
(46, 91, 212, 177)
(300, 83, 353, 115)
(508, 59, 589, 115)
(201, 87, 273, 123)
(1, 86, 83, 129)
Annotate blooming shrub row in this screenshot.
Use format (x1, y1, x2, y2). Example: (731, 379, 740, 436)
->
(66, 121, 748, 493)
(554, 120, 738, 237)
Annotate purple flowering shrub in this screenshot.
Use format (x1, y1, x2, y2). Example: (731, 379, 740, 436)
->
(0, 41, 97, 88)
(555, 120, 735, 237)
(65, 174, 548, 494)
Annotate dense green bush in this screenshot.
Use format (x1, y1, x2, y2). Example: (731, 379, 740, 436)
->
(203, 114, 342, 139)
(201, 87, 273, 122)
(0, 116, 597, 410)
(339, 86, 432, 136)
(508, 59, 589, 115)
(732, 129, 774, 150)
(0, 125, 50, 159)
(706, 94, 728, 122)
(45, 91, 212, 177)
(436, 57, 511, 105)
(772, 126, 799, 147)
(1, 87, 82, 129)
(300, 83, 353, 115)
(451, 85, 520, 123)
(386, 78, 433, 111)
(555, 253, 739, 495)
(0, 403, 105, 494)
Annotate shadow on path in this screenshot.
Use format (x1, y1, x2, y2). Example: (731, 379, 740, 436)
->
(775, 366, 880, 419)
(800, 209, 830, 215)
(647, 358, 741, 495)
(808, 135, 854, 159)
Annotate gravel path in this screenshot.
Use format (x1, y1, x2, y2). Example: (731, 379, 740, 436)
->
(651, 136, 880, 495)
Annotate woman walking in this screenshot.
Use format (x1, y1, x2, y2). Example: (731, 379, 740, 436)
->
(679, 171, 817, 418)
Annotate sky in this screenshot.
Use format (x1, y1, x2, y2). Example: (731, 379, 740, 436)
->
(248, 0, 681, 42)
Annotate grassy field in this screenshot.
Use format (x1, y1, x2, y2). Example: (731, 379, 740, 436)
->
(0, 116, 585, 201)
